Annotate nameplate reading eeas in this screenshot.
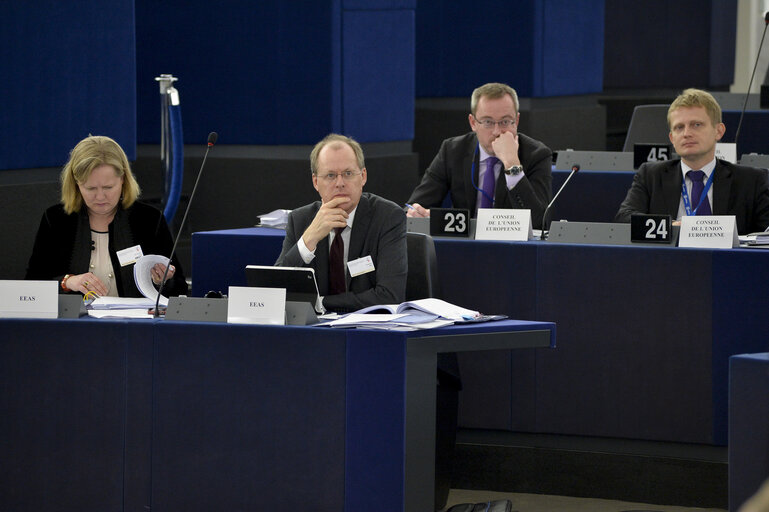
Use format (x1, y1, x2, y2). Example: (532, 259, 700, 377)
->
(633, 143, 674, 169)
(678, 215, 739, 248)
(0, 280, 58, 319)
(474, 209, 532, 241)
(227, 286, 286, 325)
(630, 214, 672, 243)
(429, 208, 470, 238)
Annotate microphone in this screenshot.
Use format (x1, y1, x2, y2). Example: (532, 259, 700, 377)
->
(734, 11, 769, 145)
(540, 164, 579, 240)
(153, 131, 218, 317)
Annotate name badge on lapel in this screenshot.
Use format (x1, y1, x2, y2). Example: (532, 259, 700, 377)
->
(348, 256, 375, 277)
(117, 245, 144, 266)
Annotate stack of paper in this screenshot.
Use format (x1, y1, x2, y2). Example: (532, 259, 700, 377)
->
(86, 254, 170, 318)
(256, 209, 291, 229)
(741, 231, 769, 246)
(87, 297, 156, 318)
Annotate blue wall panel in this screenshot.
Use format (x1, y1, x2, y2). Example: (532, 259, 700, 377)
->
(604, 0, 736, 89)
(136, 0, 416, 145)
(0, 1, 137, 169)
(415, 0, 604, 98)
(135, 1, 335, 146)
(539, 0, 604, 96)
(342, 9, 415, 141)
(416, 0, 537, 97)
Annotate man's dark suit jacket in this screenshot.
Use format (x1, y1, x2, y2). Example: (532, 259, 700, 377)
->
(615, 159, 769, 234)
(407, 131, 553, 228)
(275, 192, 407, 312)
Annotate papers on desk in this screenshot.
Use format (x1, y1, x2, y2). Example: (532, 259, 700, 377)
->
(88, 307, 154, 319)
(87, 297, 156, 318)
(326, 312, 453, 330)
(354, 298, 481, 321)
(323, 298, 495, 330)
(86, 254, 170, 318)
(256, 209, 291, 229)
(740, 231, 769, 247)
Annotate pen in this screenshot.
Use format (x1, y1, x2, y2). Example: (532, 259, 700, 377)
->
(405, 203, 415, 210)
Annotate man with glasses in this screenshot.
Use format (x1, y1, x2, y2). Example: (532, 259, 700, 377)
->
(276, 133, 407, 312)
(407, 82, 553, 228)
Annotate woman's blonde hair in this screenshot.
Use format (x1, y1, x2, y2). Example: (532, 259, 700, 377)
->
(60, 135, 141, 214)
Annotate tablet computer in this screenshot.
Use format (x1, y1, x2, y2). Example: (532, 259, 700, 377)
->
(245, 265, 323, 313)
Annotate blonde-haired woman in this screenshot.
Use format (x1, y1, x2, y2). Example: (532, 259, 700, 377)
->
(26, 135, 187, 298)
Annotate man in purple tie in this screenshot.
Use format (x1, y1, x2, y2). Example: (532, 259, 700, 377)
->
(406, 82, 553, 228)
(616, 88, 769, 234)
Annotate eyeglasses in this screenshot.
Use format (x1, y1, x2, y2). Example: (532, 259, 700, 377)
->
(315, 170, 362, 182)
(473, 116, 516, 129)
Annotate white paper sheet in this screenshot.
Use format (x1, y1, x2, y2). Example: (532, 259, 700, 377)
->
(133, 255, 170, 306)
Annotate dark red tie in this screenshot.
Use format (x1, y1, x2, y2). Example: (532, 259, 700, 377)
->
(329, 226, 346, 295)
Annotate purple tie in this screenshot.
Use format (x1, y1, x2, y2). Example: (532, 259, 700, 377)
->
(687, 170, 712, 215)
(329, 227, 345, 295)
(480, 156, 498, 209)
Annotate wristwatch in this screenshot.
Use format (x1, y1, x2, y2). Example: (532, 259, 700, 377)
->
(504, 165, 523, 176)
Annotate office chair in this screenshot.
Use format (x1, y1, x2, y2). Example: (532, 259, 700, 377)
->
(622, 104, 670, 152)
(405, 231, 440, 300)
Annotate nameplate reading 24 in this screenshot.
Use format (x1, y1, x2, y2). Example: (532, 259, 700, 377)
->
(631, 214, 672, 243)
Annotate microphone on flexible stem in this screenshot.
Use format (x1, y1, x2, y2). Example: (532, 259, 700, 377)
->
(540, 164, 580, 240)
(735, 11, 769, 146)
(153, 131, 218, 317)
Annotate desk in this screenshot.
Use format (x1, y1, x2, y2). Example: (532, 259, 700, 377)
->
(0, 317, 553, 512)
(729, 353, 769, 511)
(193, 228, 769, 445)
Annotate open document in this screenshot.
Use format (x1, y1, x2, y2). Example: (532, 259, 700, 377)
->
(353, 298, 481, 321)
(324, 298, 504, 330)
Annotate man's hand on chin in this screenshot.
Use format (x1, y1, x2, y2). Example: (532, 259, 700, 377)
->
(491, 131, 520, 168)
(302, 196, 350, 251)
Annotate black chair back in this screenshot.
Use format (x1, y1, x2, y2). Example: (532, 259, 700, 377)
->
(405, 232, 440, 301)
(622, 104, 670, 152)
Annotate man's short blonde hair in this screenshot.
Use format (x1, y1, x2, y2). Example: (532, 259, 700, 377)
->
(667, 88, 722, 128)
(471, 82, 520, 116)
(60, 135, 141, 214)
(310, 133, 365, 174)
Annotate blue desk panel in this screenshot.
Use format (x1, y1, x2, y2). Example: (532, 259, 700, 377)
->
(729, 353, 769, 512)
(551, 169, 634, 223)
(192, 227, 286, 297)
(0, 317, 553, 512)
(192, 228, 769, 445)
(0, 318, 153, 511)
(722, 110, 769, 157)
